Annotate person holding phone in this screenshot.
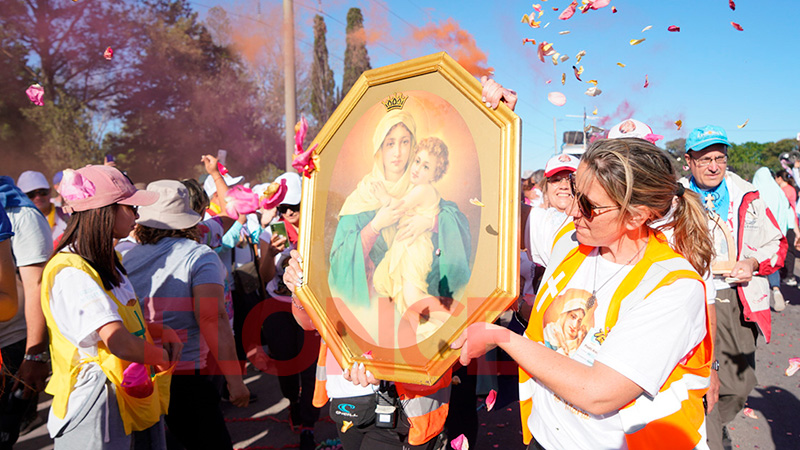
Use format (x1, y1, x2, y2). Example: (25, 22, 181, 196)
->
(258, 172, 319, 450)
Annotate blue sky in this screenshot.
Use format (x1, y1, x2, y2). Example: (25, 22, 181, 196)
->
(198, 0, 799, 172)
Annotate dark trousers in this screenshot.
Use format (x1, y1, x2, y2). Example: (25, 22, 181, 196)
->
(782, 229, 798, 280)
(706, 288, 758, 450)
(0, 339, 36, 450)
(165, 373, 233, 450)
(262, 304, 320, 428)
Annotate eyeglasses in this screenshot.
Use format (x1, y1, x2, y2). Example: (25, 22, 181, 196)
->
(547, 174, 571, 185)
(569, 173, 620, 219)
(690, 155, 727, 168)
(26, 188, 50, 199)
(278, 203, 300, 214)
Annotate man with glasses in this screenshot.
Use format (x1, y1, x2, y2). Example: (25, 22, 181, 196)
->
(681, 125, 786, 450)
(17, 171, 69, 245)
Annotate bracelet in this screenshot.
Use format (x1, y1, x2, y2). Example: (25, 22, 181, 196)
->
(24, 351, 50, 363)
(292, 296, 305, 311)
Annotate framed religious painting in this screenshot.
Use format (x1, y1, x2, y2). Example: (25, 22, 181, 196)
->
(294, 52, 520, 385)
(709, 214, 736, 275)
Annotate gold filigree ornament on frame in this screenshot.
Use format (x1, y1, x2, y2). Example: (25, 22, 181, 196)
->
(293, 52, 520, 385)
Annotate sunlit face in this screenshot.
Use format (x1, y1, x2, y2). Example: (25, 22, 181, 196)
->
(410, 150, 436, 185)
(545, 170, 573, 213)
(567, 163, 624, 248)
(380, 124, 413, 181)
(687, 144, 727, 190)
(279, 203, 301, 227)
(562, 308, 585, 340)
(113, 204, 138, 239)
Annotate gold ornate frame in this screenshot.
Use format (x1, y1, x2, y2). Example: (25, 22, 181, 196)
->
(294, 52, 520, 385)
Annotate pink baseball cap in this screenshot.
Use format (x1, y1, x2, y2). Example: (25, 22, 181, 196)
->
(58, 165, 158, 213)
(544, 154, 580, 178)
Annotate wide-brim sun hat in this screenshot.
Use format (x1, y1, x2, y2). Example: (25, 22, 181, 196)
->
(685, 125, 730, 153)
(136, 180, 202, 230)
(58, 165, 158, 213)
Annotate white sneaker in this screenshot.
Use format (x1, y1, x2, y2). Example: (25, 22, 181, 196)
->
(773, 289, 786, 312)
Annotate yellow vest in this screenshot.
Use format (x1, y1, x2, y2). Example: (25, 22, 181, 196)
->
(519, 224, 712, 449)
(41, 253, 172, 435)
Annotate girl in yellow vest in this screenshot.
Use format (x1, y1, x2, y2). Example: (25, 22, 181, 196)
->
(453, 138, 715, 450)
(41, 165, 182, 449)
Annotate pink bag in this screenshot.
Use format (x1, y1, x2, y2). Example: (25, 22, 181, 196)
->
(121, 363, 154, 399)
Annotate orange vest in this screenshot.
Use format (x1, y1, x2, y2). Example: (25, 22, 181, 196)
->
(312, 341, 450, 446)
(519, 224, 712, 449)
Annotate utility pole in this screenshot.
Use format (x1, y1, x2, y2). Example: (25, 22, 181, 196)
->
(283, 0, 296, 171)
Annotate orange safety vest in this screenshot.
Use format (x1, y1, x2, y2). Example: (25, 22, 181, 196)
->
(519, 224, 712, 449)
(312, 341, 450, 446)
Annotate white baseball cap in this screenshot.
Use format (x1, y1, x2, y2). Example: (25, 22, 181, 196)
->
(544, 154, 580, 178)
(607, 118, 663, 144)
(275, 172, 302, 205)
(17, 170, 49, 193)
(203, 173, 244, 197)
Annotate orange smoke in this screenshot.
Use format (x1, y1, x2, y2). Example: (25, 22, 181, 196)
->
(412, 19, 493, 78)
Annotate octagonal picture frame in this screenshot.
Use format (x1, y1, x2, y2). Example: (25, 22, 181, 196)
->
(294, 52, 520, 385)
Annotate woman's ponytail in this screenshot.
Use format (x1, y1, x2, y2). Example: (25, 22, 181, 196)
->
(669, 187, 714, 276)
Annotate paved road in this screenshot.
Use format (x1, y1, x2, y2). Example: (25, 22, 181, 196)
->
(16, 285, 800, 449)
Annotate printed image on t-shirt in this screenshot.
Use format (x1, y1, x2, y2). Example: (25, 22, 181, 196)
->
(542, 288, 596, 358)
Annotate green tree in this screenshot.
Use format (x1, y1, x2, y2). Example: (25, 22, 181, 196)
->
(310, 15, 336, 133)
(728, 141, 764, 180)
(342, 7, 371, 96)
(763, 138, 798, 171)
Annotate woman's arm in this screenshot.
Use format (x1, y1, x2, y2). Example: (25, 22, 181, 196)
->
(258, 234, 286, 283)
(452, 323, 642, 415)
(97, 321, 174, 372)
(193, 283, 250, 407)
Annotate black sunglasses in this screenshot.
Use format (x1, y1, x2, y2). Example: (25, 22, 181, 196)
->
(278, 203, 300, 214)
(26, 188, 50, 199)
(568, 173, 619, 219)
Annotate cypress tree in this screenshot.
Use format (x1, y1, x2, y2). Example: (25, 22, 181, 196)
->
(342, 7, 371, 96)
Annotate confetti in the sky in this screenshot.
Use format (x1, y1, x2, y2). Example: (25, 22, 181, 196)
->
(611, 6, 617, 13)
(561, 73, 566, 85)
(572, 65, 582, 81)
(675, 120, 683, 130)
(643, 74, 649, 88)
(103, 47, 113, 60)
(587, 79, 598, 86)
(592, 107, 598, 115)
(641, 25, 652, 33)
(559, 1, 577, 20)
(630, 38, 646, 46)
(560, 54, 569, 62)
(737, 119, 749, 129)
(585, 86, 602, 97)
(548, 91, 567, 106)
(523, 38, 536, 45)
(668, 25, 681, 32)
(545, 79, 552, 84)
(729, 0, 736, 11)
(576, 50, 586, 63)
(551, 53, 560, 65)
(559, 30, 571, 35)
(617, 62, 626, 68)
(731, 22, 743, 31)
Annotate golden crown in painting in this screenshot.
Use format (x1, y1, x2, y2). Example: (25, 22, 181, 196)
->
(381, 92, 408, 112)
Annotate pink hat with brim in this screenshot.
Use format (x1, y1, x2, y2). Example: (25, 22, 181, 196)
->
(58, 165, 158, 213)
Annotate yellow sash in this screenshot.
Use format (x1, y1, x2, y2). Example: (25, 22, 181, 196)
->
(41, 253, 172, 435)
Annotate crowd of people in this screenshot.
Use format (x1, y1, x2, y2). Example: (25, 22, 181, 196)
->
(0, 76, 797, 450)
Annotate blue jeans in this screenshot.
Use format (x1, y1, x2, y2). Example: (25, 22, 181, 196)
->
(768, 271, 780, 289)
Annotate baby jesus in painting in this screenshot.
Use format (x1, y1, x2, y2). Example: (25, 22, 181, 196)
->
(370, 137, 450, 335)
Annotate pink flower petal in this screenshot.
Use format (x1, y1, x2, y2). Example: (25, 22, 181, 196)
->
(786, 357, 800, 376)
(25, 84, 44, 106)
(743, 407, 758, 419)
(729, 0, 736, 11)
(58, 169, 96, 202)
(731, 21, 743, 31)
(103, 47, 113, 60)
(548, 91, 566, 106)
(643, 74, 649, 88)
(612, 6, 618, 13)
(668, 25, 681, 32)
(572, 65, 582, 81)
(559, 1, 577, 20)
(450, 434, 469, 450)
(589, 0, 610, 10)
(486, 389, 497, 411)
(362, 351, 373, 360)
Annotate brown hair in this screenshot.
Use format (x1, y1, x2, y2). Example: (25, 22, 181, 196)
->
(581, 138, 713, 275)
(135, 224, 200, 245)
(181, 178, 209, 215)
(53, 204, 126, 290)
(414, 137, 449, 182)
